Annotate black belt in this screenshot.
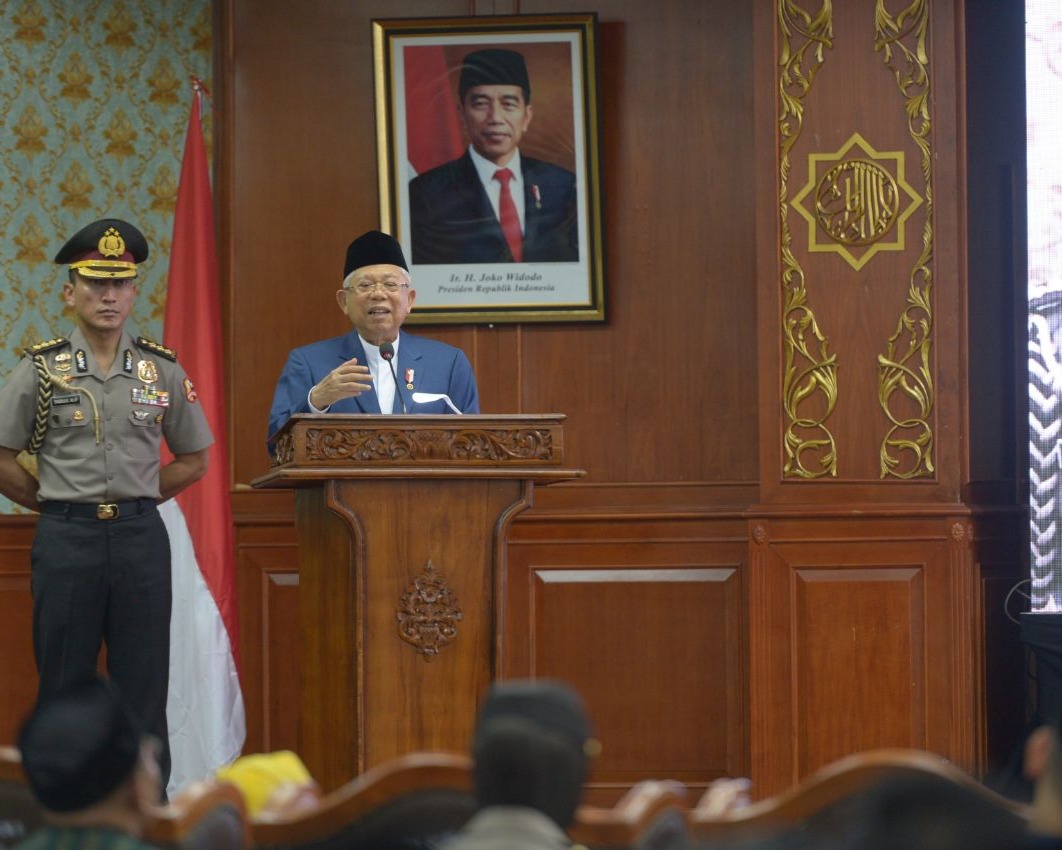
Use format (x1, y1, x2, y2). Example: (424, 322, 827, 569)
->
(40, 499, 158, 521)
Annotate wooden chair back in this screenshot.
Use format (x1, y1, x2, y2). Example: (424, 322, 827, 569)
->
(145, 779, 250, 850)
(250, 751, 476, 850)
(689, 749, 1030, 849)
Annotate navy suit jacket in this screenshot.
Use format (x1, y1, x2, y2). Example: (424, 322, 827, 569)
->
(409, 151, 578, 264)
(267, 330, 479, 444)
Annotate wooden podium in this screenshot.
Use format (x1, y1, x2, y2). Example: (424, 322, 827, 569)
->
(251, 414, 583, 790)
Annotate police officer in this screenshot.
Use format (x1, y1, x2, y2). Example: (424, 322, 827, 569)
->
(0, 218, 213, 792)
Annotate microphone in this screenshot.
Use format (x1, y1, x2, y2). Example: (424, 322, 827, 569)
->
(411, 392, 463, 415)
(378, 341, 407, 413)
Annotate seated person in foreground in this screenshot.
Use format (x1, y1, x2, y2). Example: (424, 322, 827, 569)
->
(267, 230, 479, 445)
(442, 679, 599, 850)
(14, 677, 163, 849)
(1023, 716, 1062, 848)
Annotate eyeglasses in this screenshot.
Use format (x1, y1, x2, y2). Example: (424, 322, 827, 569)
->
(344, 280, 408, 295)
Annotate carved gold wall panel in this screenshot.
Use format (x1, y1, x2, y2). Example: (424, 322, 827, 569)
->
(875, 0, 935, 479)
(0, 1, 211, 512)
(778, 0, 838, 479)
(777, 0, 934, 480)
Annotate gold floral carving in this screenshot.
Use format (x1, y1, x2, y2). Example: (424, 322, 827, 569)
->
(397, 561, 463, 660)
(779, 0, 837, 478)
(303, 427, 555, 464)
(875, 0, 935, 479)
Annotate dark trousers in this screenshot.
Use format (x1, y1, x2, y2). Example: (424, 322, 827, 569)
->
(30, 507, 172, 788)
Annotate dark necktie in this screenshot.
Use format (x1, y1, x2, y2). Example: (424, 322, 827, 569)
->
(493, 168, 523, 262)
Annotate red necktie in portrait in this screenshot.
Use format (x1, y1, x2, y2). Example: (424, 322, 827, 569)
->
(493, 168, 524, 262)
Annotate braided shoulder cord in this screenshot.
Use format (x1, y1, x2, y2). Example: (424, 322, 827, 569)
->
(26, 355, 102, 453)
(27, 355, 53, 455)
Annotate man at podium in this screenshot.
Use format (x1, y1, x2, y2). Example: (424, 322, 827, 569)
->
(267, 230, 479, 445)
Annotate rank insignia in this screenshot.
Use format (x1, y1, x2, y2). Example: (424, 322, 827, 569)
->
(54, 352, 72, 373)
(131, 386, 170, 407)
(75, 350, 88, 372)
(136, 337, 176, 362)
(405, 368, 415, 390)
(183, 378, 198, 403)
(27, 338, 67, 356)
(124, 350, 134, 373)
(137, 359, 158, 384)
(73, 410, 85, 421)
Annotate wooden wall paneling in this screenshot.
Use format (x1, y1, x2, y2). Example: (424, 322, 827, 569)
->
(0, 519, 37, 745)
(505, 511, 748, 805)
(235, 519, 300, 756)
(514, 1, 759, 486)
(748, 513, 981, 798)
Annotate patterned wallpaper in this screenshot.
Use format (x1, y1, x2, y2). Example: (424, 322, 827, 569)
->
(0, 0, 211, 513)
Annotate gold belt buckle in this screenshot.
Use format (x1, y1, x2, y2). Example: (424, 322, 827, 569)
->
(97, 503, 119, 520)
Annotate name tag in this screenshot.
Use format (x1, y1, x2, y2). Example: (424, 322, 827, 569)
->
(132, 387, 170, 407)
(51, 393, 80, 406)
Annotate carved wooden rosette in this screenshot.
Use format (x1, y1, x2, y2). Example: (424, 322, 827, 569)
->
(397, 561, 463, 660)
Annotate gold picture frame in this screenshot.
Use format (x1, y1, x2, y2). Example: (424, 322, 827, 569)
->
(373, 13, 605, 324)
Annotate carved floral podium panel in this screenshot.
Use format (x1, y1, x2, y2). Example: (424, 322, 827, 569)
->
(252, 414, 582, 791)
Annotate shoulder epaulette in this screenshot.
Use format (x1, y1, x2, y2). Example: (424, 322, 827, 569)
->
(24, 337, 67, 357)
(136, 336, 177, 362)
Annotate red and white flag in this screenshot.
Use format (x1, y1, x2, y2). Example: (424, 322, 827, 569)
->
(404, 45, 465, 176)
(160, 81, 245, 793)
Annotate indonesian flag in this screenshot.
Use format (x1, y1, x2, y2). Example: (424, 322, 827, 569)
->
(404, 45, 465, 176)
(160, 83, 245, 793)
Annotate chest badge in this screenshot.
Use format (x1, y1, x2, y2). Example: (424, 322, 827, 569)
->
(53, 352, 72, 373)
(73, 410, 85, 421)
(137, 359, 158, 384)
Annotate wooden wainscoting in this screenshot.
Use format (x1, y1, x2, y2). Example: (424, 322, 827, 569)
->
(234, 490, 300, 756)
(0, 518, 37, 744)
(502, 489, 751, 806)
(746, 508, 1026, 798)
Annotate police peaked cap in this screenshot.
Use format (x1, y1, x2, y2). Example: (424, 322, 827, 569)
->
(18, 677, 144, 812)
(343, 230, 408, 280)
(55, 218, 148, 279)
(459, 49, 531, 102)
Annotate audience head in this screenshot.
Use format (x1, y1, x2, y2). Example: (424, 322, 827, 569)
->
(1024, 715, 1062, 837)
(18, 676, 161, 828)
(471, 679, 596, 828)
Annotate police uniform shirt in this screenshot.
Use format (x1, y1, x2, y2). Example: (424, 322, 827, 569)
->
(0, 327, 213, 503)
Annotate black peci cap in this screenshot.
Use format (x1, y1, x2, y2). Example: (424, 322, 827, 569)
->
(54, 218, 148, 279)
(458, 49, 531, 103)
(343, 230, 408, 281)
(18, 677, 144, 812)
(475, 679, 592, 749)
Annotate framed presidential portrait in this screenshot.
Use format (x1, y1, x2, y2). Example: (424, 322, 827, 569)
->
(372, 13, 605, 324)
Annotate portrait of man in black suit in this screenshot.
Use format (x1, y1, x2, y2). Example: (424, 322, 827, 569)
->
(408, 48, 579, 265)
